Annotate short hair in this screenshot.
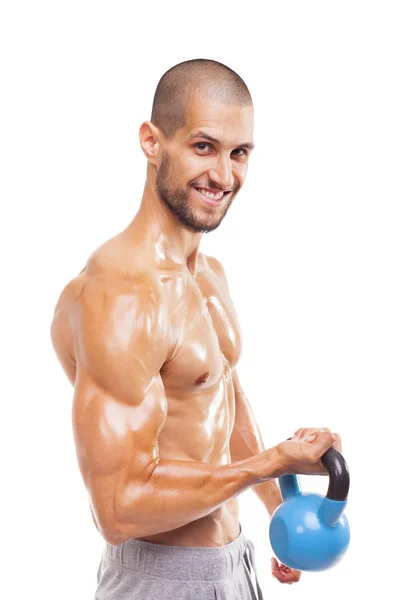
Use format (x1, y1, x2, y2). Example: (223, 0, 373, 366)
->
(150, 58, 253, 140)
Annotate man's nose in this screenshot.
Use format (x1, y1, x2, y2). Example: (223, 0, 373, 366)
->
(208, 155, 235, 190)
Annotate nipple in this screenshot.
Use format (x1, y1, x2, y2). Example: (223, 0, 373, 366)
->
(195, 372, 210, 385)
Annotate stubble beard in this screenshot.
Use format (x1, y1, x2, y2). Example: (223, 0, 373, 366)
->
(155, 153, 236, 234)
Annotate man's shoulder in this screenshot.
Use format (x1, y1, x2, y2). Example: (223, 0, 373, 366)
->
(56, 270, 169, 365)
(54, 260, 163, 330)
(77, 269, 164, 320)
(51, 235, 171, 377)
(203, 253, 224, 273)
(85, 231, 150, 280)
(202, 253, 229, 289)
(76, 231, 163, 301)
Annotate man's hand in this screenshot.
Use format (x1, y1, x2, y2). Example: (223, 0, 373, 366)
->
(271, 557, 301, 584)
(276, 427, 342, 477)
(291, 427, 342, 452)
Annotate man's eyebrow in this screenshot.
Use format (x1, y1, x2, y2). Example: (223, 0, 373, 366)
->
(187, 130, 255, 151)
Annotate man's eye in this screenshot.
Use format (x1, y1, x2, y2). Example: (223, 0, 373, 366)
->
(232, 148, 247, 157)
(195, 143, 211, 151)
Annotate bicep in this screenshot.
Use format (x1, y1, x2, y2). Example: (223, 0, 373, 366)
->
(72, 369, 167, 537)
(71, 278, 170, 537)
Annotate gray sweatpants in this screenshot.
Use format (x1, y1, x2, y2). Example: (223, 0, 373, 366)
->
(94, 525, 264, 599)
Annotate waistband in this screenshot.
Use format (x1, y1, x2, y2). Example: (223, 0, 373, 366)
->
(105, 525, 252, 582)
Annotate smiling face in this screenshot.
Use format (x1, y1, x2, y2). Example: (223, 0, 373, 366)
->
(155, 93, 254, 233)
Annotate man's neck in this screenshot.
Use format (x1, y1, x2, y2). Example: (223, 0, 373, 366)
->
(128, 179, 203, 276)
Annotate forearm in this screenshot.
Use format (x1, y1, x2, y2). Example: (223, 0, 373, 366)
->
(230, 425, 283, 515)
(113, 450, 282, 542)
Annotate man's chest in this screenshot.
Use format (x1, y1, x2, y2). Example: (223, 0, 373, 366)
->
(159, 267, 242, 394)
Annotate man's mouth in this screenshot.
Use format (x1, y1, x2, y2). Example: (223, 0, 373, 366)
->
(193, 187, 231, 204)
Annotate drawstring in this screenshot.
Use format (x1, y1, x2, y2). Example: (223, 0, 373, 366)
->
(243, 539, 264, 600)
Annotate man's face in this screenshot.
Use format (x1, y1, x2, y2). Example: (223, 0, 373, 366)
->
(156, 93, 254, 233)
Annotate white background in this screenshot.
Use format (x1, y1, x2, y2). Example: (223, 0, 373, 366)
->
(1, 1, 399, 598)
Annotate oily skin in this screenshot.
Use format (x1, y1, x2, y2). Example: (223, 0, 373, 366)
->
(50, 90, 341, 586)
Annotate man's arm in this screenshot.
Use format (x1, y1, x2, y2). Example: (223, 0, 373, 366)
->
(205, 255, 282, 516)
(230, 369, 283, 517)
(53, 275, 284, 545)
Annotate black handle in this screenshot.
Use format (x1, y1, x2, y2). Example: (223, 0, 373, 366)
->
(286, 437, 350, 501)
(321, 446, 350, 501)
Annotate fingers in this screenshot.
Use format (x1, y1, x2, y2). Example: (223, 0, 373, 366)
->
(332, 432, 342, 452)
(271, 558, 301, 584)
(309, 431, 336, 459)
(292, 427, 330, 441)
(292, 428, 342, 452)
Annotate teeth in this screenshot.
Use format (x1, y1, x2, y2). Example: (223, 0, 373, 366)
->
(197, 188, 224, 201)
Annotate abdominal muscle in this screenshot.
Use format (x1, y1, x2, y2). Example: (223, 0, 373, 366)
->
(136, 474, 241, 548)
(136, 378, 241, 547)
(98, 275, 240, 548)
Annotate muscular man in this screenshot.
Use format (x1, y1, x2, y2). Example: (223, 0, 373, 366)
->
(50, 59, 342, 599)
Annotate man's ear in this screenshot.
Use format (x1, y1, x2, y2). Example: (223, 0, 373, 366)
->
(139, 121, 162, 165)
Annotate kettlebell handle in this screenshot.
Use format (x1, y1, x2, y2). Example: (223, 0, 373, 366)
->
(321, 446, 350, 501)
(287, 437, 350, 501)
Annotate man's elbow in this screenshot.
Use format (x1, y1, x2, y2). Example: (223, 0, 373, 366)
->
(91, 504, 132, 545)
(102, 528, 130, 546)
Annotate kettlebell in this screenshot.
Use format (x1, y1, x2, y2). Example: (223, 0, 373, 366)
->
(269, 441, 350, 572)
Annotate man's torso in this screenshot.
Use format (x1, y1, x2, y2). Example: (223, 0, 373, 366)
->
(53, 228, 243, 547)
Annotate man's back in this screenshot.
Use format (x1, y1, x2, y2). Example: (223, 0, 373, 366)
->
(51, 226, 245, 547)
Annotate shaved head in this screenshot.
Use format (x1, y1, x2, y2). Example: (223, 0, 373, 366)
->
(151, 59, 253, 139)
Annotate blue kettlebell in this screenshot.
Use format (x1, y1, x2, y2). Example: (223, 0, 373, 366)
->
(269, 442, 350, 572)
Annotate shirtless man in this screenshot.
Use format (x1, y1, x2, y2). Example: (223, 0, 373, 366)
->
(50, 59, 342, 599)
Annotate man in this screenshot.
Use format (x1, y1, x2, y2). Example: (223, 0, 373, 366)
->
(50, 59, 342, 599)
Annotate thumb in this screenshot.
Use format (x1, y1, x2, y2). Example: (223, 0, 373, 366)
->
(271, 557, 279, 569)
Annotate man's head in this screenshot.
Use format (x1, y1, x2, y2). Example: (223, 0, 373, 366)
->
(140, 59, 254, 233)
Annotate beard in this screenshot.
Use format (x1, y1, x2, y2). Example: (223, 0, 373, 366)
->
(155, 153, 237, 233)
